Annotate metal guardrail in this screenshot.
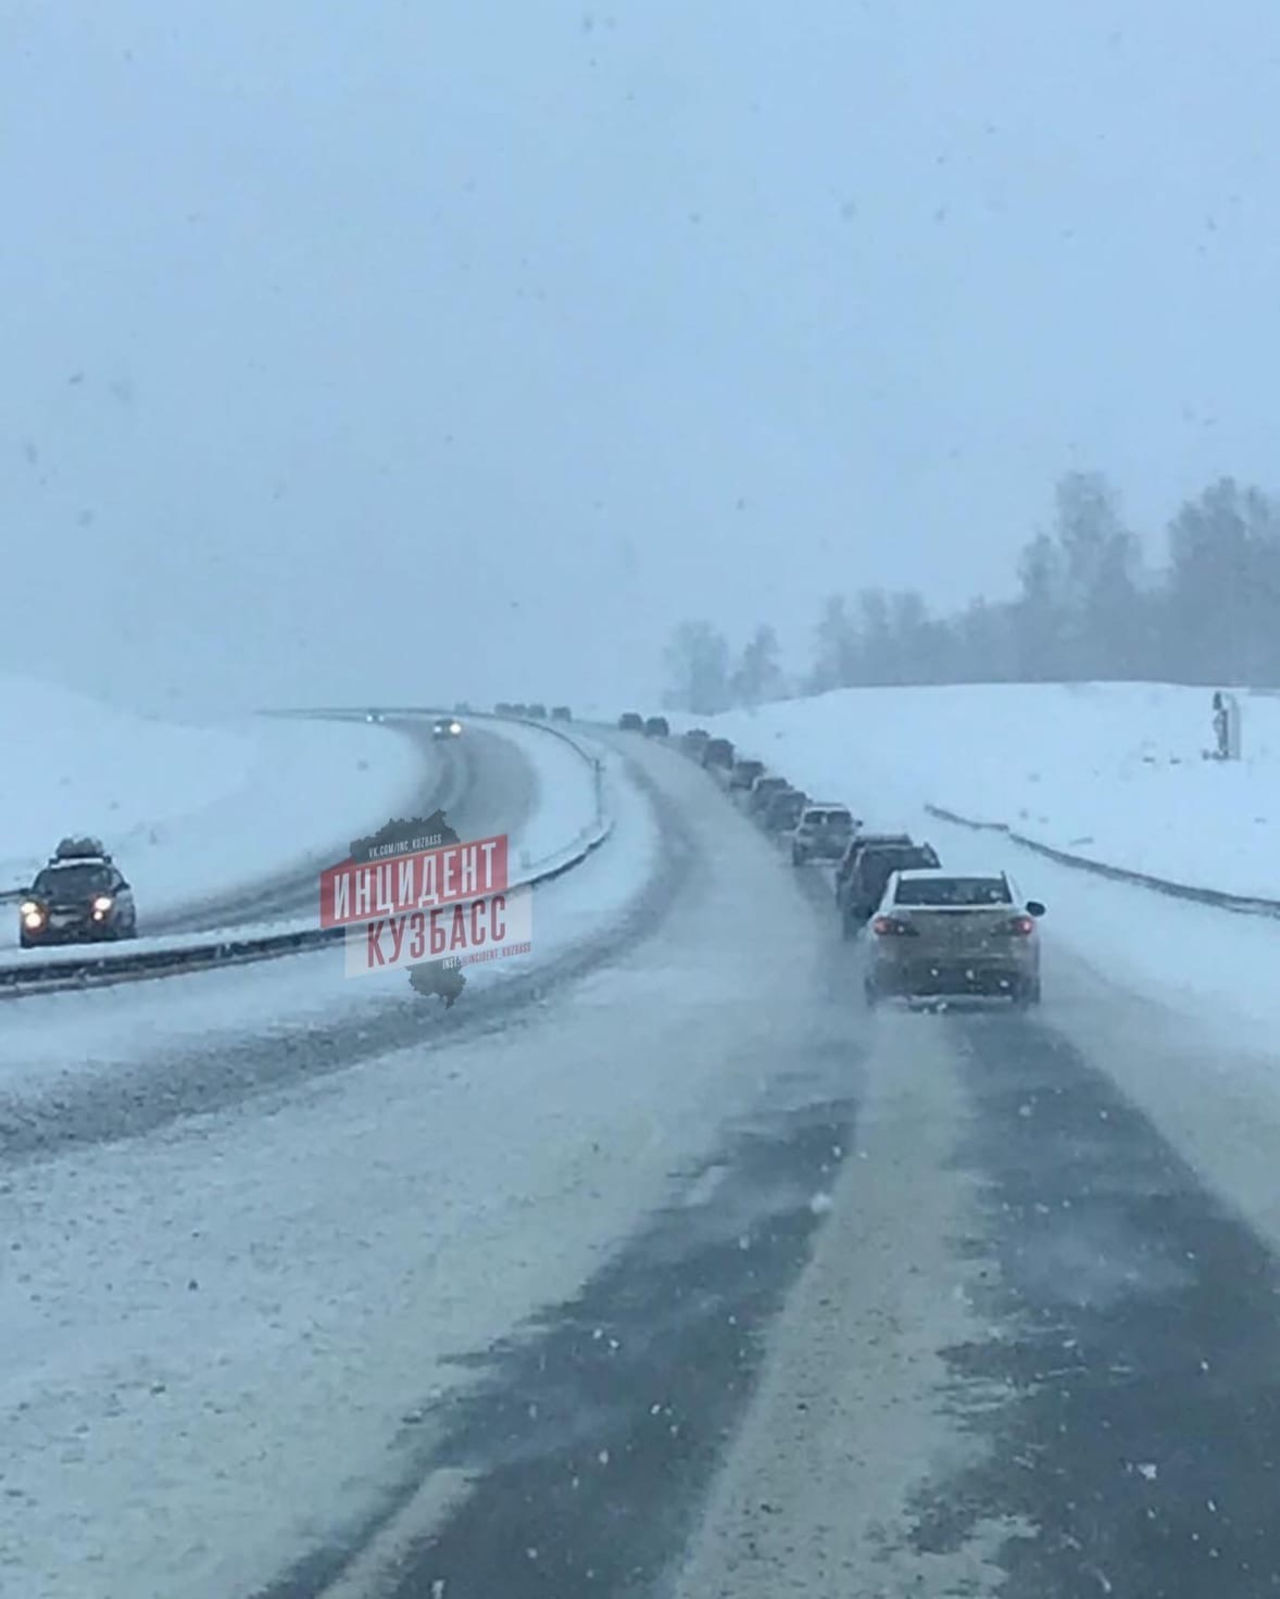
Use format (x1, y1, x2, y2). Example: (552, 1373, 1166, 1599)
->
(0, 714, 615, 998)
(926, 803, 1280, 921)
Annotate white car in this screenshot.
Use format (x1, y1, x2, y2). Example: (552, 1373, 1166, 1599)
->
(791, 804, 857, 865)
(864, 868, 1045, 1007)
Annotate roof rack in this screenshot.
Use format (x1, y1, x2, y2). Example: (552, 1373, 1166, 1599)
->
(52, 836, 110, 863)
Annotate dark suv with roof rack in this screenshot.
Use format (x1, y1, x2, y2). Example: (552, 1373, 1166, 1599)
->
(19, 837, 138, 948)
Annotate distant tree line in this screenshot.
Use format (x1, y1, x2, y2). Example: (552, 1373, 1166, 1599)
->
(661, 620, 784, 715)
(662, 471, 1280, 709)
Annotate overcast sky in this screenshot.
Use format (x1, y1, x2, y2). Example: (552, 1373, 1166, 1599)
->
(3, 1, 1278, 715)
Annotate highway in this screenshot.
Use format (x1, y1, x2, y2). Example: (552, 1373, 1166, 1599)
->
(5, 725, 1280, 1598)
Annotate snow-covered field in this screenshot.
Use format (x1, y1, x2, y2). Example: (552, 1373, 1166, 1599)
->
(700, 682, 1280, 900)
(0, 677, 430, 917)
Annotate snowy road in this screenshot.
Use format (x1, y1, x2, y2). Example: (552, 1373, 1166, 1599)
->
(10, 734, 1280, 1596)
(141, 717, 529, 935)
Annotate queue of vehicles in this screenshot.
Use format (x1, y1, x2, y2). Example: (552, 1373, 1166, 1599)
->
(494, 703, 574, 721)
(638, 720, 1047, 1009)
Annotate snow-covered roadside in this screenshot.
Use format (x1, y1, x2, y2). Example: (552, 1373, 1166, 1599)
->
(0, 677, 432, 922)
(686, 683, 1280, 902)
(469, 714, 604, 873)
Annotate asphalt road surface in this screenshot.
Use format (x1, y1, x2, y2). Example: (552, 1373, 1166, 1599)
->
(7, 730, 1280, 1599)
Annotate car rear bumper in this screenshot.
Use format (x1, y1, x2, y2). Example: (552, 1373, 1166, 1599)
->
(870, 960, 1034, 998)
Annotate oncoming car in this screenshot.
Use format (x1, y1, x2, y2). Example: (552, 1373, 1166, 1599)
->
(432, 716, 463, 739)
(864, 868, 1046, 1008)
(19, 838, 138, 948)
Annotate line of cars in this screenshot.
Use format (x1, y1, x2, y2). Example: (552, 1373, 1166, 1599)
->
(496, 703, 574, 721)
(618, 712, 670, 738)
(663, 725, 1047, 1009)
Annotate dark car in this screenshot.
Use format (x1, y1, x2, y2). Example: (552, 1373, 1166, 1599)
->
(761, 788, 808, 835)
(701, 736, 734, 770)
(494, 701, 514, 715)
(510, 703, 529, 716)
(681, 728, 710, 756)
(552, 705, 572, 721)
(728, 758, 766, 792)
(834, 832, 915, 909)
(528, 703, 548, 719)
(20, 838, 137, 948)
(747, 774, 790, 818)
(644, 716, 670, 738)
(619, 711, 645, 731)
(840, 840, 942, 937)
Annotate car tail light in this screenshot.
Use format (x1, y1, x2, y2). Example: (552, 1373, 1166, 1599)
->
(872, 915, 917, 937)
(1007, 915, 1035, 936)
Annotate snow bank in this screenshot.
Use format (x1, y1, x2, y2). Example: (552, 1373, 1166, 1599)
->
(0, 678, 430, 915)
(695, 683, 1280, 901)
(478, 716, 604, 873)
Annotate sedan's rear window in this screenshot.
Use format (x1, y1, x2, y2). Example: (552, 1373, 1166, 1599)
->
(804, 809, 852, 826)
(894, 875, 1012, 906)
